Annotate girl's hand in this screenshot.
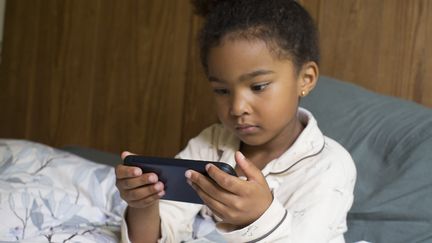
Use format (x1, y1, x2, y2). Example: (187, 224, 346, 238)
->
(115, 151, 165, 208)
(186, 151, 273, 227)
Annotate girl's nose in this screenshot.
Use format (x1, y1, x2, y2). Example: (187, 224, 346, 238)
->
(229, 93, 250, 117)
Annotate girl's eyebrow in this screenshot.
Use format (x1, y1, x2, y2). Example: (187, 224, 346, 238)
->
(208, 69, 274, 83)
(239, 69, 274, 82)
(208, 76, 223, 83)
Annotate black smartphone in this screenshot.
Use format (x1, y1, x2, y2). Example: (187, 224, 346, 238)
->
(123, 155, 237, 204)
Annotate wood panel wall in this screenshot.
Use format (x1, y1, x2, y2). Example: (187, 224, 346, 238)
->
(317, 0, 432, 107)
(0, 0, 194, 157)
(0, 0, 431, 157)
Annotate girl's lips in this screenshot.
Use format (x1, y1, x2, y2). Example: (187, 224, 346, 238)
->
(235, 124, 259, 134)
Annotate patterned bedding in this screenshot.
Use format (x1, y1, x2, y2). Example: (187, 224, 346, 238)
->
(0, 139, 126, 242)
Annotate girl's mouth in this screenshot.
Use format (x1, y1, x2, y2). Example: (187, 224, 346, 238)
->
(235, 124, 259, 134)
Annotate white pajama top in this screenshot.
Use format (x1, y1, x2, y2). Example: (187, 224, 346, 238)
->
(121, 108, 357, 243)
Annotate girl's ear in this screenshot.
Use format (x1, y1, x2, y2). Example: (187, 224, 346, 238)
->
(298, 61, 319, 97)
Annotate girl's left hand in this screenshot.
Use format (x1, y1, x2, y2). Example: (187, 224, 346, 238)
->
(185, 151, 273, 227)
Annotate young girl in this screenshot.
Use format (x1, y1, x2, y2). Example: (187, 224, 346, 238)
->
(116, 0, 356, 242)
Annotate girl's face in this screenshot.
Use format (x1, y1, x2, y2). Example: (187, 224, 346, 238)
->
(207, 38, 317, 148)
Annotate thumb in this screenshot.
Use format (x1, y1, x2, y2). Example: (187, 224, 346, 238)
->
(121, 151, 136, 160)
(235, 151, 264, 182)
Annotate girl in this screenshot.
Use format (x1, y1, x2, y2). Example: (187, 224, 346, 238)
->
(116, 0, 356, 242)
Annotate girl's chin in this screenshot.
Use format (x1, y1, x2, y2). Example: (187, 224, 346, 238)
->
(237, 134, 267, 147)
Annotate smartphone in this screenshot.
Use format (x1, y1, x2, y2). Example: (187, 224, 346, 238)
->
(123, 155, 237, 204)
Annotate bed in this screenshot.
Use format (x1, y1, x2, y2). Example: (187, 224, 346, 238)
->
(1, 76, 431, 242)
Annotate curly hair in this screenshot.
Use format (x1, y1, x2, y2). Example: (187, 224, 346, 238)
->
(191, 0, 320, 74)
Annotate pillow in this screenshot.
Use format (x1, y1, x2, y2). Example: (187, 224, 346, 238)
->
(300, 76, 432, 243)
(0, 139, 126, 242)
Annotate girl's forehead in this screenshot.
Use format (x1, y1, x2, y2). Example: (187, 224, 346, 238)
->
(220, 34, 270, 50)
(209, 39, 273, 70)
(210, 38, 270, 60)
(210, 38, 292, 65)
(211, 36, 293, 64)
(207, 38, 296, 79)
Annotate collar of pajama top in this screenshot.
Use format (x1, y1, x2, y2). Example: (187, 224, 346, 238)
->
(211, 107, 325, 192)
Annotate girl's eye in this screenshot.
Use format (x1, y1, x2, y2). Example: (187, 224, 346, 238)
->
(213, 88, 229, 95)
(251, 83, 269, 92)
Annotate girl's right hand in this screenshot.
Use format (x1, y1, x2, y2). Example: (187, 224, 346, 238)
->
(115, 151, 165, 208)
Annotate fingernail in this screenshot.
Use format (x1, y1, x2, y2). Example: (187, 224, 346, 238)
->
(185, 170, 192, 179)
(154, 182, 162, 191)
(134, 169, 142, 176)
(205, 163, 212, 171)
(148, 174, 157, 183)
(158, 191, 165, 197)
(188, 180, 196, 190)
(122, 151, 130, 158)
(237, 151, 245, 160)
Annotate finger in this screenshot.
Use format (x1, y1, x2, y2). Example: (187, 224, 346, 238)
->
(116, 172, 159, 190)
(186, 170, 233, 205)
(188, 176, 231, 214)
(115, 164, 142, 179)
(189, 177, 243, 223)
(126, 188, 165, 208)
(235, 151, 265, 183)
(127, 192, 163, 208)
(205, 164, 245, 195)
(196, 190, 227, 220)
(122, 182, 165, 201)
(121, 151, 136, 160)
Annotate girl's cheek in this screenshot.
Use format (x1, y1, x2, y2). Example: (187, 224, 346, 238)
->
(215, 100, 229, 112)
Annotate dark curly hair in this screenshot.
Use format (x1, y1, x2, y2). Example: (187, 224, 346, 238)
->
(192, 0, 320, 74)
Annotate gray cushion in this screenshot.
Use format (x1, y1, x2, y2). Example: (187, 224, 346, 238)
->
(300, 76, 432, 243)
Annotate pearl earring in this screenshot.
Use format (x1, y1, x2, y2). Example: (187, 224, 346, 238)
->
(301, 90, 307, 97)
